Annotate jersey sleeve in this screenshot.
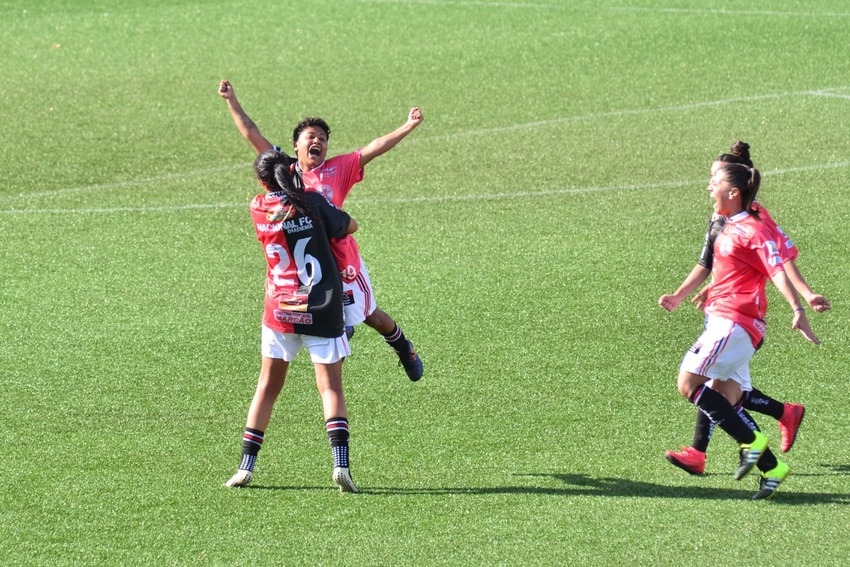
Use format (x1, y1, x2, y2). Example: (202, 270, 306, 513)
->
(698, 215, 724, 269)
(334, 150, 365, 203)
(774, 223, 800, 263)
(750, 229, 786, 277)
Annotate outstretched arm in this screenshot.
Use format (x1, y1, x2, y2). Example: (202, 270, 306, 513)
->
(359, 107, 424, 168)
(770, 269, 819, 345)
(218, 80, 274, 155)
(784, 260, 831, 312)
(659, 264, 711, 312)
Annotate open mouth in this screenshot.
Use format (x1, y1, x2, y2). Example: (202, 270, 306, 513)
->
(308, 146, 322, 157)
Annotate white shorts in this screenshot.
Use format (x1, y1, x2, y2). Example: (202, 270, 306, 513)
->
(342, 256, 377, 327)
(679, 315, 754, 391)
(261, 325, 350, 364)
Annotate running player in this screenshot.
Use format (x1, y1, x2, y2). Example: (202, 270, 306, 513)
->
(225, 150, 359, 493)
(669, 161, 819, 499)
(660, 142, 831, 477)
(218, 80, 423, 381)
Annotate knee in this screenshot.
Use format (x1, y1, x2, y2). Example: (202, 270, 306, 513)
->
(677, 372, 702, 400)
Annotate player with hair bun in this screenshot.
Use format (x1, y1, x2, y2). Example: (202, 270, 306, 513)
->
(663, 157, 820, 500)
(660, 142, 831, 485)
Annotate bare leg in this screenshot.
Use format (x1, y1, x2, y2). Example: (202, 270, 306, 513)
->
(245, 356, 289, 431)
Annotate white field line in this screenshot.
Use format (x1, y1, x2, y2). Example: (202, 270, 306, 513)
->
(613, 7, 850, 18)
(2, 89, 849, 214)
(353, 1, 850, 17)
(4, 160, 849, 215)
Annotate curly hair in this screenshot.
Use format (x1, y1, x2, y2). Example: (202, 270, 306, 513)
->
(292, 117, 331, 144)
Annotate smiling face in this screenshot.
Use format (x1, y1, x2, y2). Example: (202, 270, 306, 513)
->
(294, 126, 328, 171)
(707, 167, 741, 216)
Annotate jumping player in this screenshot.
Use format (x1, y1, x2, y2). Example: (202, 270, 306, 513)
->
(218, 80, 423, 381)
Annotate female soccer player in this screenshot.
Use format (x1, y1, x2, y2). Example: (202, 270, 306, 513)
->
(669, 161, 819, 499)
(218, 80, 423, 381)
(660, 143, 830, 478)
(225, 150, 360, 493)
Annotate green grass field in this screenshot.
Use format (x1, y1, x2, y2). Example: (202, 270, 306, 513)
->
(2, 0, 849, 565)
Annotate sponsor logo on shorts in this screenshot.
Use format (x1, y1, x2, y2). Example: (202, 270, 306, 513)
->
(342, 290, 354, 306)
(688, 341, 702, 354)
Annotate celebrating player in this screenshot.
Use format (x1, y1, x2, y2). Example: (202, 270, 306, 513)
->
(660, 142, 831, 479)
(219, 80, 424, 381)
(665, 160, 819, 499)
(225, 150, 359, 493)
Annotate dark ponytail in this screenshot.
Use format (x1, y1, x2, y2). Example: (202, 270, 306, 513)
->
(721, 163, 761, 220)
(254, 150, 313, 219)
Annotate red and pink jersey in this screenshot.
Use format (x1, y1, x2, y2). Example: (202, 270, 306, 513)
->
(705, 211, 786, 347)
(250, 191, 350, 337)
(752, 202, 798, 263)
(299, 151, 365, 281)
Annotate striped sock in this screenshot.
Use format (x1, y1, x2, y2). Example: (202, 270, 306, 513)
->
(238, 427, 264, 472)
(326, 417, 350, 468)
(382, 325, 408, 353)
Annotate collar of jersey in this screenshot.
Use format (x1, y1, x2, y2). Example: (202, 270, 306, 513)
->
(728, 211, 749, 223)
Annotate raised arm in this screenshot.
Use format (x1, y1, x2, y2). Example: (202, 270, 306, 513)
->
(770, 269, 819, 345)
(659, 264, 711, 312)
(218, 80, 274, 155)
(359, 107, 424, 168)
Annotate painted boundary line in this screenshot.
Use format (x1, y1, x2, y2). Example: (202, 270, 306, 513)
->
(352, 1, 850, 17)
(4, 160, 849, 215)
(3, 89, 849, 214)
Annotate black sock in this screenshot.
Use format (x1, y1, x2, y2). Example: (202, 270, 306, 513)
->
(382, 324, 409, 353)
(742, 388, 785, 420)
(690, 385, 756, 445)
(692, 410, 715, 453)
(238, 427, 264, 472)
(326, 417, 350, 468)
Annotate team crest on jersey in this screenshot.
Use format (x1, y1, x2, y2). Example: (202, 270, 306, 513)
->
(718, 236, 734, 257)
(316, 184, 334, 202)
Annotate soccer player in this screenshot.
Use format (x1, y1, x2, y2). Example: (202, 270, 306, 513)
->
(225, 150, 359, 493)
(218, 80, 424, 381)
(667, 161, 819, 499)
(660, 143, 831, 478)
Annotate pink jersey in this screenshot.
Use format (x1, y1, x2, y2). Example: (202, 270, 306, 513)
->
(752, 202, 798, 263)
(705, 211, 786, 347)
(300, 151, 365, 281)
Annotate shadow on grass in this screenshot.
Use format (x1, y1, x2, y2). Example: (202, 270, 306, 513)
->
(239, 465, 850, 504)
(371, 468, 850, 505)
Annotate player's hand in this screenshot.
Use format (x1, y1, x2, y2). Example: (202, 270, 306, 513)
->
(658, 294, 681, 312)
(691, 286, 710, 312)
(218, 80, 234, 99)
(792, 310, 820, 345)
(408, 107, 424, 127)
(808, 294, 832, 312)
